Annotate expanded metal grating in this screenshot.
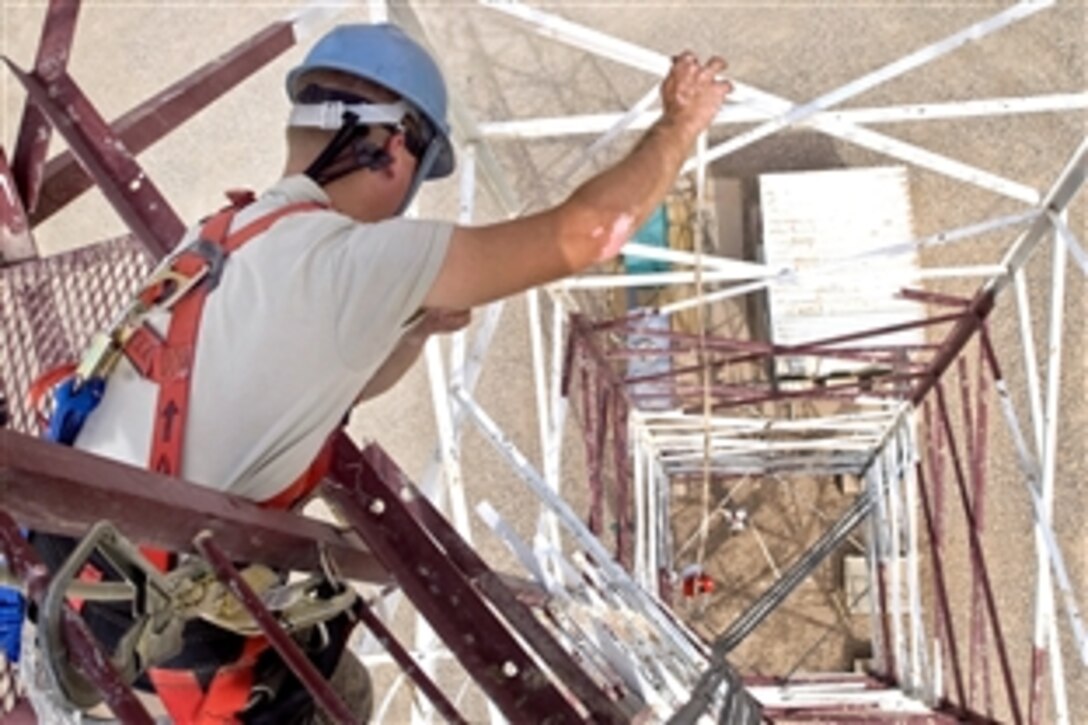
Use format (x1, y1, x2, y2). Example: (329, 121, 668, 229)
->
(0, 236, 151, 435)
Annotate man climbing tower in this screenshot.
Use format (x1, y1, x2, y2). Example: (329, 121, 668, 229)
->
(31, 21, 732, 723)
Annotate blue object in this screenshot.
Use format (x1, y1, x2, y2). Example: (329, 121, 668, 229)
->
(286, 22, 454, 209)
(624, 204, 671, 276)
(0, 375, 106, 662)
(47, 377, 105, 446)
(0, 585, 24, 662)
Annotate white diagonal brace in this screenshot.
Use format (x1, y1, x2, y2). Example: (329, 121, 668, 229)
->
(990, 137, 1087, 295)
(476, 93, 1088, 139)
(660, 209, 1037, 316)
(679, 1, 1052, 184)
(483, 0, 1044, 203)
(1049, 210, 1088, 277)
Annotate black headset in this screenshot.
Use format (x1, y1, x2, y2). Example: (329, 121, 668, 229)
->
(298, 85, 428, 186)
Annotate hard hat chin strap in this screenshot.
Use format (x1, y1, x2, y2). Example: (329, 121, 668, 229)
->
(289, 99, 440, 210)
(395, 140, 442, 215)
(292, 100, 410, 186)
(302, 114, 393, 187)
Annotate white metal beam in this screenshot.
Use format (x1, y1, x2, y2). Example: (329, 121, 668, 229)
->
(476, 93, 1088, 140)
(481, 0, 1044, 203)
(660, 210, 1038, 317)
(677, 1, 1052, 187)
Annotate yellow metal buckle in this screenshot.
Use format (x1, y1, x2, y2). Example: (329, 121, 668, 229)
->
(142, 266, 208, 312)
(74, 331, 123, 382)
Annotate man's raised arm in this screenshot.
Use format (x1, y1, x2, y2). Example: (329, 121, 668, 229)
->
(424, 52, 732, 310)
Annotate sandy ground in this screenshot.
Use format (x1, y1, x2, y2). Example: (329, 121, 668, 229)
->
(2, 0, 1084, 721)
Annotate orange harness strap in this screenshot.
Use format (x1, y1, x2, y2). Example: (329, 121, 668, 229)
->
(27, 362, 78, 428)
(259, 436, 335, 510)
(132, 199, 325, 722)
(149, 637, 267, 725)
(136, 200, 324, 479)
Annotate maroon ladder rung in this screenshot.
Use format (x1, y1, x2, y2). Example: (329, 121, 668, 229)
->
(4, 61, 184, 260)
(0, 429, 386, 583)
(325, 433, 594, 723)
(10, 0, 81, 213)
(352, 598, 470, 724)
(193, 533, 361, 724)
(347, 436, 638, 721)
(30, 19, 299, 229)
(0, 149, 36, 264)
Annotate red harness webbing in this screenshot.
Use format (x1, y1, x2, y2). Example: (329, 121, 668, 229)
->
(148, 636, 266, 725)
(129, 198, 333, 723)
(25, 196, 337, 723)
(130, 200, 323, 482)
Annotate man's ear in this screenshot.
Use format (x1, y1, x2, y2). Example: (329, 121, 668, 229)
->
(381, 133, 409, 179)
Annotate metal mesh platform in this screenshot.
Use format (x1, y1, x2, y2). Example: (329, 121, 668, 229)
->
(0, 236, 151, 434)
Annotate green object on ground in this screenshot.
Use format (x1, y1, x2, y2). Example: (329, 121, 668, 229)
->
(624, 205, 670, 276)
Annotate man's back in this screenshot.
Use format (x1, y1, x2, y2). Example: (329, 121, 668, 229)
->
(75, 175, 451, 501)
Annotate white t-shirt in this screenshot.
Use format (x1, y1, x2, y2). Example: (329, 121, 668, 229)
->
(75, 175, 452, 502)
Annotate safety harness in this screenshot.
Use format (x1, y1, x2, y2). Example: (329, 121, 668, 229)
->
(130, 195, 324, 475)
(32, 191, 330, 505)
(29, 191, 354, 723)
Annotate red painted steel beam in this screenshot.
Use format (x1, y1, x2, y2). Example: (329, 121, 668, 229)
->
(325, 434, 591, 723)
(978, 331, 1048, 725)
(587, 309, 654, 334)
(570, 314, 634, 404)
(690, 379, 908, 413)
(605, 331, 938, 359)
(898, 287, 973, 308)
(923, 402, 948, 546)
(606, 312, 962, 359)
(353, 598, 470, 725)
(0, 149, 36, 263)
(560, 320, 579, 397)
(4, 62, 185, 260)
(915, 459, 968, 712)
(0, 509, 154, 724)
(0, 429, 388, 583)
(714, 312, 966, 370)
(910, 292, 995, 406)
(30, 20, 297, 228)
(589, 383, 610, 536)
(1028, 648, 1047, 725)
(923, 399, 951, 700)
(974, 341, 994, 716)
(569, 315, 623, 536)
(194, 533, 360, 724)
(611, 395, 631, 565)
(9, 0, 80, 212)
(958, 356, 994, 716)
(620, 347, 926, 386)
(956, 356, 984, 712)
(634, 370, 925, 400)
(934, 383, 1022, 725)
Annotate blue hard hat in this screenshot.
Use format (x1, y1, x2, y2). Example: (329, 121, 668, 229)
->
(287, 23, 455, 184)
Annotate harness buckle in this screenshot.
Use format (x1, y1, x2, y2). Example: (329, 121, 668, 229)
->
(139, 265, 208, 312)
(135, 237, 227, 313)
(188, 239, 228, 291)
(74, 331, 124, 384)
